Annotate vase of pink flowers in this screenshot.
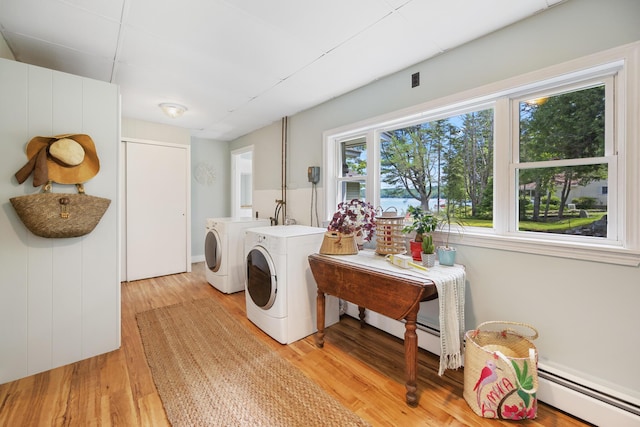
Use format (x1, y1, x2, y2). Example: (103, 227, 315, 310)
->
(319, 199, 376, 254)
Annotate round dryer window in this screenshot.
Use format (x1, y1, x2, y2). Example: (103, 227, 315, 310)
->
(205, 229, 221, 272)
(246, 247, 277, 309)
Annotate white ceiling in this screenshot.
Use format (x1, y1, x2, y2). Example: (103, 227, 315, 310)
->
(0, 0, 563, 141)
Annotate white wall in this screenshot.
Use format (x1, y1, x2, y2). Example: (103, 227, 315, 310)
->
(229, 0, 640, 412)
(191, 137, 230, 261)
(230, 122, 286, 224)
(0, 58, 120, 384)
(121, 117, 190, 146)
(232, 118, 322, 226)
(121, 119, 229, 264)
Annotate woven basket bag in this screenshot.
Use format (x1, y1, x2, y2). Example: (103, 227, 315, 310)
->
(10, 182, 110, 238)
(463, 321, 539, 420)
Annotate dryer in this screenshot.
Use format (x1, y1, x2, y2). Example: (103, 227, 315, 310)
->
(205, 217, 269, 293)
(244, 225, 339, 344)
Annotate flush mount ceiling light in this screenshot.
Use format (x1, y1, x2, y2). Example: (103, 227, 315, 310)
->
(159, 103, 187, 118)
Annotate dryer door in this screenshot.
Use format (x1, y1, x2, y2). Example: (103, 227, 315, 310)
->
(205, 229, 222, 272)
(246, 246, 277, 310)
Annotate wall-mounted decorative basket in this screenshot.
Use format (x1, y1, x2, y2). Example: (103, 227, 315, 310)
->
(10, 183, 110, 238)
(319, 231, 358, 255)
(375, 207, 406, 255)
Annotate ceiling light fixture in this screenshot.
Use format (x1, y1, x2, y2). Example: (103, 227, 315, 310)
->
(159, 103, 187, 118)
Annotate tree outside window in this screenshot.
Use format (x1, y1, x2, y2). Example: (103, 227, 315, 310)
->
(517, 85, 608, 237)
(325, 48, 633, 263)
(379, 109, 494, 224)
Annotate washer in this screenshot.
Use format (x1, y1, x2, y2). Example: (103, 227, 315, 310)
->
(205, 217, 269, 293)
(244, 225, 339, 344)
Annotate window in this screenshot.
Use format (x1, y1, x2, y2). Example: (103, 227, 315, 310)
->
(323, 43, 640, 265)
(379, 108, 494, 227)
(336, 136, 368, 203)
(514, 82, 611, 239)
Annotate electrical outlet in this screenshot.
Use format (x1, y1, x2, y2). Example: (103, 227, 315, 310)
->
(411, 72, 420, 88)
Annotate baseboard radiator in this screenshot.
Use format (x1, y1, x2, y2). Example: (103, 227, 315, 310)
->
(415, 322, 640, 427)
(536, 365, 640, 427)
(342, 306, 640, 426)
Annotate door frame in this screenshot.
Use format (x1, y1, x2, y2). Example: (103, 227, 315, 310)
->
(231, 145, 254, 218)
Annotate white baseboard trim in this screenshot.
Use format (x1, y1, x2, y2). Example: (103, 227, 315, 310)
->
(192, 254, 205, 264)
(342, 304, 640, 426)
(537, 373, 640, 427)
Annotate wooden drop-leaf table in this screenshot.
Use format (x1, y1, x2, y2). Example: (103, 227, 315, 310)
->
(308, 251, 440, 406)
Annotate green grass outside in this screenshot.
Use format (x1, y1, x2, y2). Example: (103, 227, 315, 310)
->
(461, 211, 607, 232)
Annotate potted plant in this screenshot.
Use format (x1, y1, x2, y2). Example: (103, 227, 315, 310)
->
(435, 203, 465, 266)
(420, 234, 436, 267)
(320, 199, 376, 254)
(403, 206, 438, 261)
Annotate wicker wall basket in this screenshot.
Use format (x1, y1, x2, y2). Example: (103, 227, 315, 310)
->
(10, 187, 110, 238)
(463, 321, 539, 420)
(319, 231, 358, 255)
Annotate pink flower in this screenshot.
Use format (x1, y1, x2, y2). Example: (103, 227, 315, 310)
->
(502, 404, 522, 419)
(526, 399, 537, 418)
(502, 400, 536, 420)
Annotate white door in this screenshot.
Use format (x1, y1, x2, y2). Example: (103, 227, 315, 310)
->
(125, 140, 190, 281)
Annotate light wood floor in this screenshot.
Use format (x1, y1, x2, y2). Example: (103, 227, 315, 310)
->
(0, 263, 592, 426)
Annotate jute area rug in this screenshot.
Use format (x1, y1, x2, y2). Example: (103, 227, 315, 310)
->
(136, 298, 370, 427)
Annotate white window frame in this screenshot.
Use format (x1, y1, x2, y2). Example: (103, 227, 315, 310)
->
(505, 77, 616, 241)
(335, 135, 369, 203)
(323, 42, 640, 266)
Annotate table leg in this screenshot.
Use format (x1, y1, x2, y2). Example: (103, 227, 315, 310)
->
(404, 310, 419, 406)
(315, 290, 325, 348)
(358, 306, 366, 327)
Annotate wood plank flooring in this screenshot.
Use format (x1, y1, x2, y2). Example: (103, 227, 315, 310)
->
(0, 263, 592, 426)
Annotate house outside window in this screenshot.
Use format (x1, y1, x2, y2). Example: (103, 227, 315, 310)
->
(336, 136, 368, 203)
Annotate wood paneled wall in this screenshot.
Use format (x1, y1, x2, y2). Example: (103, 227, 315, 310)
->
(0, 58, 120, 384)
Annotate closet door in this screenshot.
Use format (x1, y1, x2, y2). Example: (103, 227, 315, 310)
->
(125, 140, 189, 281)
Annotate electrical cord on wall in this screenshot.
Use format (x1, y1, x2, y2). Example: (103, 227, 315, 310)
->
(310, 182, 320, 227)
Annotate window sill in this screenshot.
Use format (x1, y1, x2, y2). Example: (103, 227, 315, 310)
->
(440, 231, 640, 267)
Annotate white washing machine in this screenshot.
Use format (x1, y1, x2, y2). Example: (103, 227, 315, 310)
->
(244, 225, 339, 344)
(205, 217, 269, 293)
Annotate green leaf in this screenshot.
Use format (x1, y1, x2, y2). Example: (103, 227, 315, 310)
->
(521, 360, 529, 380)
(518, 389, 531, 407)
(512, 360, 535, 392)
